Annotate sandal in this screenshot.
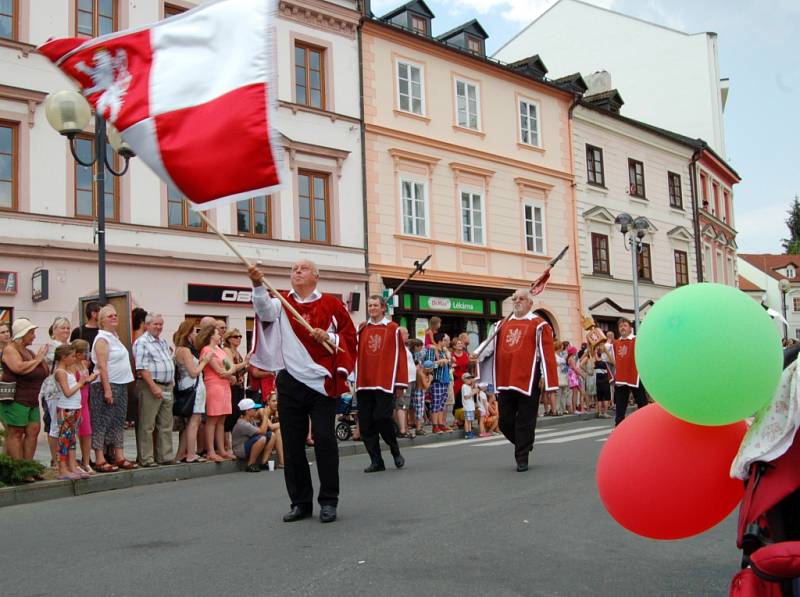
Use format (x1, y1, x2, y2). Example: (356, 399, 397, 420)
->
(185, 456, 207, 463)
(115, 459, 138, 470)
(95, 462, 118, 473)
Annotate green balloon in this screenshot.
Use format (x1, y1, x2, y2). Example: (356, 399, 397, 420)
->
(636, 283, 782, 426)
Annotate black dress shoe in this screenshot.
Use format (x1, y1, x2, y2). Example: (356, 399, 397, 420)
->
(516, 462, 529, 472)
(282, 505, 312, 522)
(392, 452, 405, 469)
(364, 462, 385, 473)
(320, 505, 337, 523)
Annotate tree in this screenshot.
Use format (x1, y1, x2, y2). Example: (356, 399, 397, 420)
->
(783, 195, 800, 254)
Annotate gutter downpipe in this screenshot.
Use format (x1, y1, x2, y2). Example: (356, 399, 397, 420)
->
(567, 95, 586, 334)
(689, 145, 704, 283)
(357, 1, 371, 301)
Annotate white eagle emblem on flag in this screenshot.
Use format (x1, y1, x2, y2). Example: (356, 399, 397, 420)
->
(505, 328, 522, 348)
(75, 48, 131, 123)
(368, 333, 382, 354)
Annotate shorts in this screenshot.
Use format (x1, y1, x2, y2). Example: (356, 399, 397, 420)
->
(244, 432, 271, 458)
(0, 402, 40, 427)
(396, 392, 411, 409)
(463, 409, 475, 422)
(430, 381, 448, 413)
(596, 382, 611, 402)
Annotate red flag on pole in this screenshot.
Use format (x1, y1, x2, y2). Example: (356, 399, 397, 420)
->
(39, 0, 281, 209)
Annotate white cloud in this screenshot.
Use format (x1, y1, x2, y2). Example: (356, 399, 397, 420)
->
(369, 0, 615, 24)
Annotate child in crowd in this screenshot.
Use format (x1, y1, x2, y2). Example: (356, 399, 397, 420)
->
(232, 398, 279, 472)
(52, 344, 97, 480)
(71, 339, 95, 474)
(414, 360, 434, 435)
(484, 385, 500, 435)
(476, 382, 490, 437)
(460, 372, 477, 439)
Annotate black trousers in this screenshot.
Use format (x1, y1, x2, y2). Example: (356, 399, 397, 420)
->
(613, 384, 648, 426)
(276, 370, 339, 508)
(498, 370, 542, 465)
(357, 389, 399, 465)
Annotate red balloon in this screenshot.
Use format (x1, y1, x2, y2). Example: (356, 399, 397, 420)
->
(596, 404, 746, 540)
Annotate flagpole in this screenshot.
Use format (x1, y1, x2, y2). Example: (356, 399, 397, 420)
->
(194, 209, 337, 355)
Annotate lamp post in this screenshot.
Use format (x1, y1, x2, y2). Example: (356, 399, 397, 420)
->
(45, 90, 135, 304)
(614, 212, 650, 332)
(779, 278, 791, 341)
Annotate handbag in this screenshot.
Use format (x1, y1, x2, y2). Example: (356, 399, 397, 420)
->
(0, 380, 16, 402)
(172, 376, 198, 418)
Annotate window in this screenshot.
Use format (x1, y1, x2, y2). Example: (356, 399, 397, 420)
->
(586, 145, 604, 186)
(397, 61, 424, 115)
(723, 190, 731, 224)
(167, 184, 203, 230)
(410, 15, 426, 34)
(74, 134, 119, 221)
(674, 250, 689, 286)
(668, 172, 682, 209)
(703, 244, 713, 280)
(455, 79, 479, 130)
(716, 250, 724, 284)
(298, 171, 329, 243)
(294, 43, 325, 110)
(637, 243, 652, 281)
(793, 297, 800, 312)
(0, 122, 16, 211)
(628, 159, 645, 198)
(76, 0, 116, 38)
(713, 183, 721, 218)
(461, 191, 483, 244)
(796, 328, 800, 341)
(0, 0, 16, 40)
(700, 172, 709, 210)
(524, 203, 545, 254)
(237, 196, 271, 238)
(519, 99, 540, 147)
(401, 178, 426, 236)
(466, 35, 481, 54)
(164, 3, 186, 18)
(591, 233, 610, 275)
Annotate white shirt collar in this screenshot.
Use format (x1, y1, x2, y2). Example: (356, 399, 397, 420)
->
(367, 317, 390, 326)
(619, 333, 636, 340)
(289, 288, 322, 304)
(509, 310, 535, 321)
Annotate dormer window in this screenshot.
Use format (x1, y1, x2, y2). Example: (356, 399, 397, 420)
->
(411, 15, 427, 34)
(466, 35, 481, 54)
(788, 266, 796, 278)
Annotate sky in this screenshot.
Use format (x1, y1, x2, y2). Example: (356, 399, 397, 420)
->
(369, 0, 798, 254)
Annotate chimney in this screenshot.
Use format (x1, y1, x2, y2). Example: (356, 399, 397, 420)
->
(583, 71, 613, 95)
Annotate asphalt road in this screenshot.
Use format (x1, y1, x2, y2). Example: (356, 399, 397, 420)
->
(2, 418, 739, 596)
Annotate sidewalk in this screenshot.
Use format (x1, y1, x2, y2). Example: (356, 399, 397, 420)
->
(3, 412, 599, 508)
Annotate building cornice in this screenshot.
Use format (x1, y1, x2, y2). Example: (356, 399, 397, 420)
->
(0, 84, 47, 128)
(278, 0, 359, 39)
(278, 100, 360, 124)
(367, 123, 573, 182)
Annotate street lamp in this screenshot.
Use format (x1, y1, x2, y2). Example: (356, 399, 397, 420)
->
(779, 278, 791, 341)
(614, 212, 650, 331)
(45, 90, 134, 304)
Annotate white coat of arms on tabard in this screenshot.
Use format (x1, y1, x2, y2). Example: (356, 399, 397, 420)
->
(367, 333, 383, 354)
(505, 328, 523, 349)
(75, 48, 132, 123)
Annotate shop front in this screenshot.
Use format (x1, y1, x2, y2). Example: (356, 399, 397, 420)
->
(384, 279, 510, 347)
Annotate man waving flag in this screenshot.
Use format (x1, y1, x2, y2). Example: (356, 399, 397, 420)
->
(39, 0, 281, 209)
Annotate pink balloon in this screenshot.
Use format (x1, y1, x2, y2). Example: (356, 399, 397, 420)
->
(596, 404, 746, 540)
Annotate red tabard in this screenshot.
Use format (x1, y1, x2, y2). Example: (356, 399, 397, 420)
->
(355, 322, 408, 393)
(613, 336, 639, 387)
(494, 317, 558, 394)
(283, 292, 356, 397)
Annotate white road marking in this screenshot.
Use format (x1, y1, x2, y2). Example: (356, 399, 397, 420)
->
(536, 429, 613, 444)
(412, 424, 613, 449)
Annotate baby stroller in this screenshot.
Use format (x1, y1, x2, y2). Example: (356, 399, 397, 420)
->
(335, 393, 358, 441)
(730, 350, 800, 596)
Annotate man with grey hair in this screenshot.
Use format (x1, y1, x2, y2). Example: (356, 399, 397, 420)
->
(473, 289, 558, 472)
(248, 259, 356, 523)
(133, 313, 175, 466)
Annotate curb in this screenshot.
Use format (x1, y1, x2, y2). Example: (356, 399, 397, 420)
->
(0, 412, 597, 508)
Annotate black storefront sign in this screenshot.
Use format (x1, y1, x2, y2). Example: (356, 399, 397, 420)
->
(187, 283, 255, 306)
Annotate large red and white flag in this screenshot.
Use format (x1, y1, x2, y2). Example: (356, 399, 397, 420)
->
(39, 0, 281, 209)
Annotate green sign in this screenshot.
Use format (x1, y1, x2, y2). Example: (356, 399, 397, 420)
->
(418, 295, 484, 314)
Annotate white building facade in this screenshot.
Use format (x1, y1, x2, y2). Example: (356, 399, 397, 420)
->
(573, 103, 699, 330)
(494, 0, 729, 155)
(0, 0, 366, 346)
(738, 254, 800, 341)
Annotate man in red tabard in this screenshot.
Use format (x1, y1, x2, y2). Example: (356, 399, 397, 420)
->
(473, 289, 558, 472)
(248, 260, 355, 524)
(612, 318, 647, 426)
(355, 295, 409, 473)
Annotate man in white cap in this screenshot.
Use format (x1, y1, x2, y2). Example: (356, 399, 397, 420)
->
(232, 397, 279, 472)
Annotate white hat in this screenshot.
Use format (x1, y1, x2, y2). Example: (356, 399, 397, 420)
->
(237, 398, 262, 411)
(11, 318, 37, 341)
